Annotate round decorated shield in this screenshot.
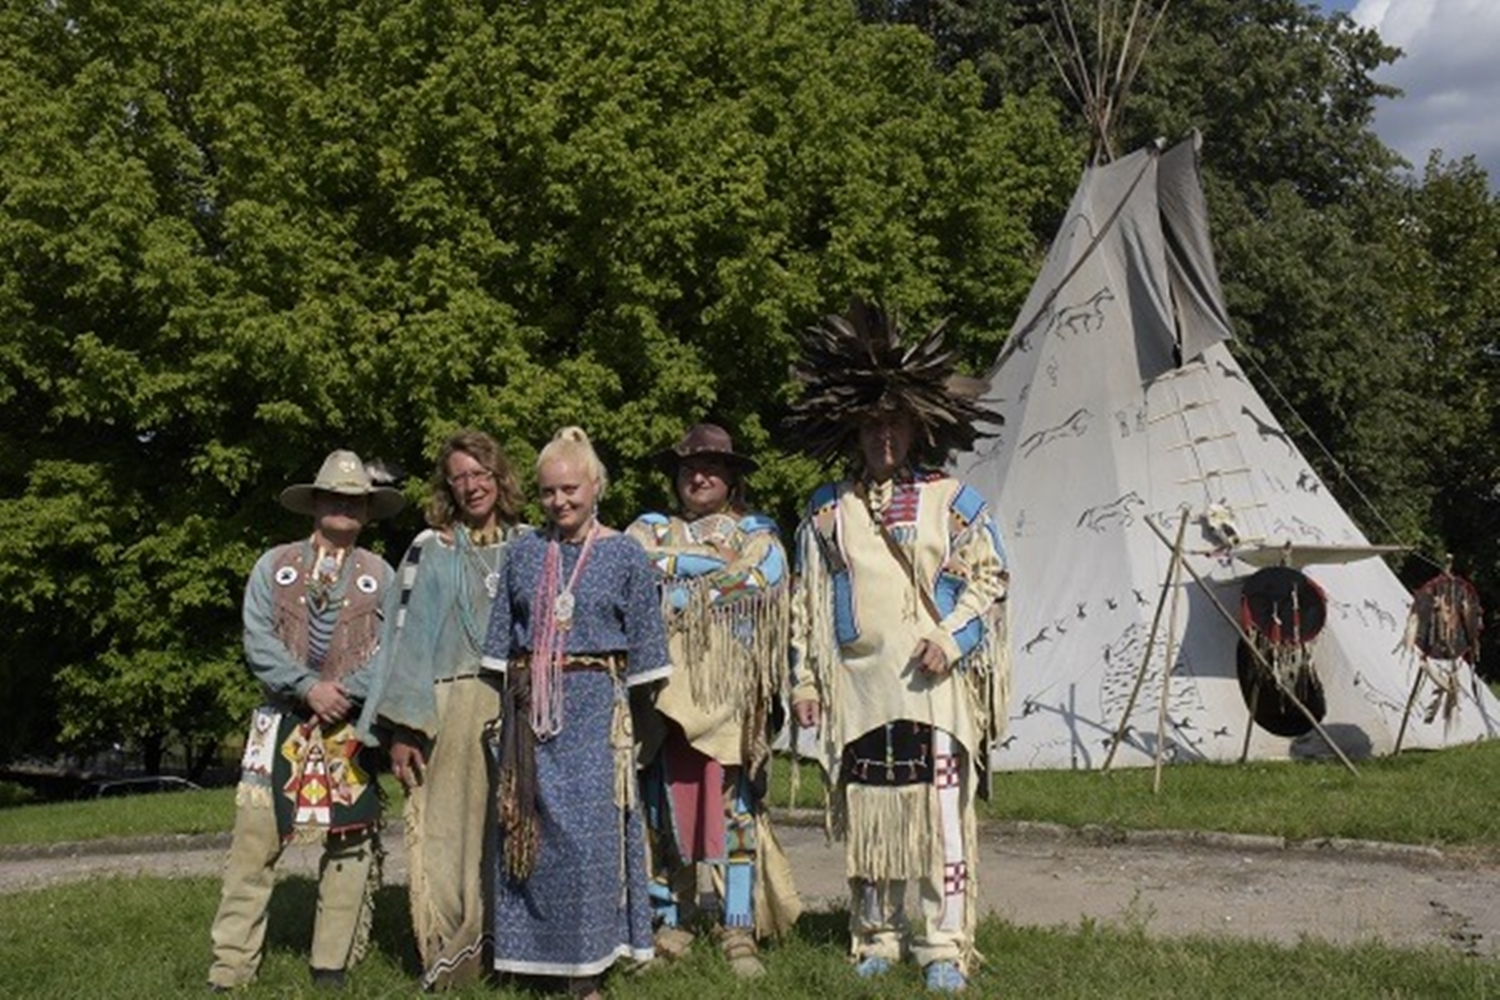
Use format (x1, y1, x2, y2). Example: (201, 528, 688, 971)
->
(1239, 566, 1327, 647)
(1235, 639, 1327, 737)
(1409, 573, 1482, 662)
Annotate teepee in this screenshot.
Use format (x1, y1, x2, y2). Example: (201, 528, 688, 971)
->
(951, 134, 1499, 770)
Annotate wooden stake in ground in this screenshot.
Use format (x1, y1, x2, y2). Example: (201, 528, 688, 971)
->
(1103, 509, 1189, 773)
(1154, 516, 1188, 794)
(1238, 677, 1260, 764)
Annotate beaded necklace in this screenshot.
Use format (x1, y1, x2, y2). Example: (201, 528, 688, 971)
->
(527, 522, 600, 737)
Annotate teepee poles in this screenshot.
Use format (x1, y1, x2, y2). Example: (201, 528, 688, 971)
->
(1143, 517, 1360, 777)
(1238, 681, 1260, 763)
(1032, 0, 1173, 162)
(1103, 509, 1189, 772)
(1154, 517, 1188, 793)
(1393, 666, 1429, 755)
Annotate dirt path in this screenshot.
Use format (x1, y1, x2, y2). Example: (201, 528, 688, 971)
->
(3, 819, 1496, 958)
(782, 821, 1500, 957)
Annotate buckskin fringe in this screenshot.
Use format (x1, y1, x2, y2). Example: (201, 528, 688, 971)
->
(965, 598, 1012, 795)
(791, 519, 842, 834)
(234, 782, 274, 811)
(958, 773, 983, 974)
(404, 785, 438, 973)
(348, 837, 382, 967)
(661, 579, 790, 714)
(843, 782, 931, 881)
(742, 691, 775, 784)
(610, 679, 636, 813)
(794, 521, 844, 770)
(610, 674, 637, 905)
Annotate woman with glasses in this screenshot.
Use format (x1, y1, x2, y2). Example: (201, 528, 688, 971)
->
(357, 429, 528, 989)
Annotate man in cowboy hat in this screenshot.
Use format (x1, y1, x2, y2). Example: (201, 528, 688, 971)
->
(208, 450, 404, 992)
(786, 302, 1009, 994)
(627, 424, 801, 977)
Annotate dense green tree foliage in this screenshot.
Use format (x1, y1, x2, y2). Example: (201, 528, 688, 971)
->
(857, 1, 1403, 195)
(1372, 156, 1500, 590)
(6, 0, 1495, 768)
(0, 0, 1077, 768)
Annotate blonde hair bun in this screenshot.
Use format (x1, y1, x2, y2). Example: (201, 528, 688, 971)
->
(537, 425, 609, 498)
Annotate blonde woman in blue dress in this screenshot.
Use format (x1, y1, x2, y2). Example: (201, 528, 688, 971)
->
(481, 426, 671, 1000)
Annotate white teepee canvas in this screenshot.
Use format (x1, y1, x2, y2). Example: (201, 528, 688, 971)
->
(953, 136, 1499, 770)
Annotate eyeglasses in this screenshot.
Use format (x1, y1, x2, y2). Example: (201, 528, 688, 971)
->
(446, 469, 495, 488)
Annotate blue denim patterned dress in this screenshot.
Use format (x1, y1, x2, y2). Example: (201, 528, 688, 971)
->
(480, 530, 670, 976)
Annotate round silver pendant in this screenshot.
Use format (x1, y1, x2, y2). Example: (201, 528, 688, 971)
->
(484, 571, 500, 599)
(554, 590, 576, 624)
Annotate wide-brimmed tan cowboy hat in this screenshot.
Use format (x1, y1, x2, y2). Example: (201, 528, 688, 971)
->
(651, 423, 759, 477)
(279, 449, 406, 520)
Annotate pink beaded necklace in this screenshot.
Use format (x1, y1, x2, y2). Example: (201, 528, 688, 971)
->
(528, 521, 599, 737)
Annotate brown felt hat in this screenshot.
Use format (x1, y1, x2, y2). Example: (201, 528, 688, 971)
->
(651, 423, 759, 477)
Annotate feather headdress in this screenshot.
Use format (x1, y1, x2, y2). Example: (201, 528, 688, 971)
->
(786, 299, 1001, 465)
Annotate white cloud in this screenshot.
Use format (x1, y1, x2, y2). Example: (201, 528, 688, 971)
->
(1351, 0, 1500, 186)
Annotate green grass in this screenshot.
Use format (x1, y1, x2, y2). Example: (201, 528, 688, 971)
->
(0, 777, 402, 848)
(0, 876, 1494, 999)
(981, 741, 1500, 847)
(0, 782, 37, 808)
(0, 786, 233, 847)
(8, 743, 1500, 852)
(768, 739, 1500, 851)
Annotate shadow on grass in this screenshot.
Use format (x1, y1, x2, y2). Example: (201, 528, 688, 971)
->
(793, 908, 848, 947)
(370, 885, 421, 976)
(263, 875, 853, 989)
(263, 877, 421, 977)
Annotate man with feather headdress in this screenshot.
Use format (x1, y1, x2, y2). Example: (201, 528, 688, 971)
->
(787, 301, 1010, 994)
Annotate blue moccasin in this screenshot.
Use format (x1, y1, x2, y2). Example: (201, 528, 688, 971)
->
(924, 960, 966, 993)
(855, 956, 892, 978)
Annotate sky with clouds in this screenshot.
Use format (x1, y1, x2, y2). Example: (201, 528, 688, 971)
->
(1319, 0, 1500, 187)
